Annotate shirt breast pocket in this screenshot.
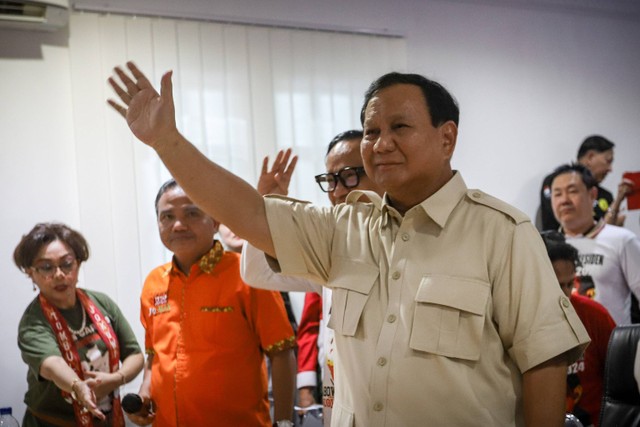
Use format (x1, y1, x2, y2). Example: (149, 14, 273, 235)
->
(410, 275, 490, 361)
(327, 258, 378, 337)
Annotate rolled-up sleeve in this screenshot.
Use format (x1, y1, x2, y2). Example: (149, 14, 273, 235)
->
(495, 222, 591, 372)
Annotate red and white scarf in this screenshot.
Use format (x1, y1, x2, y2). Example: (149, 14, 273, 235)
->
(39, 289, 125, 427)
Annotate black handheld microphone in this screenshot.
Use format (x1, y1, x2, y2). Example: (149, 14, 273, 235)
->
(121, 393, 144, 414)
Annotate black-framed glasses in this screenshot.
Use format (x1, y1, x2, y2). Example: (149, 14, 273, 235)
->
(314, 166, 366, 193)
(31, 258, 78, 279)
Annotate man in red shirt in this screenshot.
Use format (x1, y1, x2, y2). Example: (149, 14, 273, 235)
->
(542, 231, 616, 427)
(128, 179, 296, 427)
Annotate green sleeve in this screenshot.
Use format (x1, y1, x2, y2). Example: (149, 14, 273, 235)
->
(18, 299, 62, 378)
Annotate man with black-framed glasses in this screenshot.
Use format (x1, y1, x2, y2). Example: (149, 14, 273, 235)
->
(314, 130, 378, 206)
(315, 166, 366, 201)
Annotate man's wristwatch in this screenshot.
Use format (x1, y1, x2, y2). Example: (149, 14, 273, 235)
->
(273, 421, 294, 427)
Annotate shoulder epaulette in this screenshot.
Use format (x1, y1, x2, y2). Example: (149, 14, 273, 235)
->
(465, 189, 530, 225)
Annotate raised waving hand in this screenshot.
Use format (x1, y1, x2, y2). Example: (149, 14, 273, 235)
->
(257, 149, 299, 196)
(107, 62, 178, 148)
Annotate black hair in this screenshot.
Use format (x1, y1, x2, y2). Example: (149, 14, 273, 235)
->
(360, 72, 459, 127)
(577, 135, 614, 160)
(155, 178, 179, 215)
(326, 130, 364, 156)
(549, 163, 597, 190)
(14, 223, 90, 273)
(540, 230, 580, 267)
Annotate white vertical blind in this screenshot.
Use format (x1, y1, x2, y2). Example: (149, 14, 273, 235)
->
(67, 12, 406, 380)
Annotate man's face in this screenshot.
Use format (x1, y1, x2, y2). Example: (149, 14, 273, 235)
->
(552, 259, 576, 297)
(325, 138, 381, 205)
(157, 187, 219, 265)
(581, 149, 613, 183)
(551, 172, 597, 234)
(361, 84, 455, 211)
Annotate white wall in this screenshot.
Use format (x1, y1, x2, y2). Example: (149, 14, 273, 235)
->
(2, 0, 640, 419)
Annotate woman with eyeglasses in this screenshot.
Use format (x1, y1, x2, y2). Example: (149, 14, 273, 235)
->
(13, 222, 143, 427)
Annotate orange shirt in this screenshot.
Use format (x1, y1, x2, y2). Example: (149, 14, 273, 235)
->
(141, 246, 295, 426)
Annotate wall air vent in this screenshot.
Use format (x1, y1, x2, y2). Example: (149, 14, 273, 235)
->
(0, 0, 69, 31)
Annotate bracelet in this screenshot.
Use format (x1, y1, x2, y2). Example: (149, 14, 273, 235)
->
(116, 371, 126, 385)
(70, 378, 81, 401)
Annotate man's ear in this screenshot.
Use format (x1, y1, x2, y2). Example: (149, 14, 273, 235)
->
(582, 150, 595, 167)
(211, 219, 220, 234)
(589, 185, 598, 202)
(440, 121, 458, 159)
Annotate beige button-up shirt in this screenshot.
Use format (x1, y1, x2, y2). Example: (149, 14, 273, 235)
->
(265, 172, 589, 427)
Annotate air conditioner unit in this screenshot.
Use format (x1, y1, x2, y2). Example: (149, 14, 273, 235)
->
(0, 0, 69, 31)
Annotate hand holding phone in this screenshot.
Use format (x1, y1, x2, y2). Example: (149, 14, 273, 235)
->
(622, 172, 640, 210)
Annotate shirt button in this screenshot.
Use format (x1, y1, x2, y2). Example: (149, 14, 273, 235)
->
(387, 314, 397, 323)
(377, 357, 387, 366)
(472, 191, 482, 198)
(392, 271, 401, 280)
(373, 402, 384, 411)
(561, 297, 570, 308)
(401, 233, 410, 241)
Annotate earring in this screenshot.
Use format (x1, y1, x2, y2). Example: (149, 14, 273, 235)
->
(32, 283, 36, 292)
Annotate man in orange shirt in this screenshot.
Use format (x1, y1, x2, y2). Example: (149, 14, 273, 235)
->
(127, 178, 296, 427)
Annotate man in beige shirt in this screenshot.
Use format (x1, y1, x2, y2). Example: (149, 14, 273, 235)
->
(108, 63, 590, 427)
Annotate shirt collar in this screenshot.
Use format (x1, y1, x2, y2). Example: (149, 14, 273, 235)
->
(167, 240, 225, 276)
(563, 218, 606, 239)
(345, 190, 384, 208)
(348, 172, 467, 229)
(375, 171, 466, 228)
(417, 171, 467, 228)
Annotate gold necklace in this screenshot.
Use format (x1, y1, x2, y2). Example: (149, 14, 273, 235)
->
(67, 306, 87, 335)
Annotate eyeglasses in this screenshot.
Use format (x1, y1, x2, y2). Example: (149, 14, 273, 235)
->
(31, 258, 78, 279)
(314, 166, 366, 193)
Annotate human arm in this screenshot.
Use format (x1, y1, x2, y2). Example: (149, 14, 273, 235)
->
(84, 292, 144, 399)
(296, 292, 322, 410)
(108, 62, 275, 256)
(19, 304, 107, 419)
(522, 354, 567, 427)
(241, 242, 323, 292)
(39, 356, 105, 420)
(253, 287, 296, 424)
(126, 354, 156, 426)
(270, 348, 296, 423)
(490, 221, 588, 424)
(240, 148, 323, 292)
(605, 178, 634, 226)
(85, 352, 144, 400)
